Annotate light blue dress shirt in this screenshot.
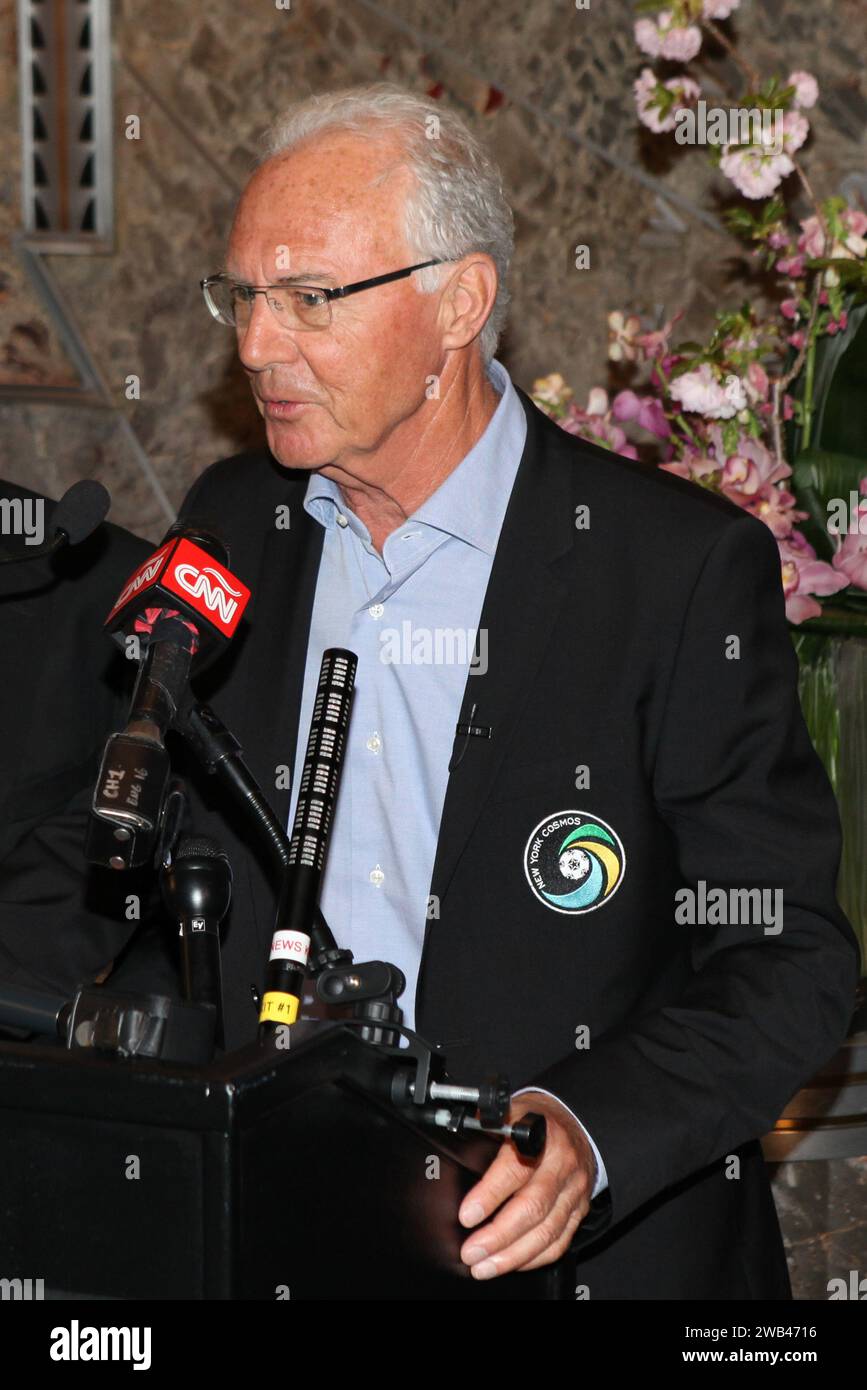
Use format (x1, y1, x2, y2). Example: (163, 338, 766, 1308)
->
(287, 357, 607, 1199)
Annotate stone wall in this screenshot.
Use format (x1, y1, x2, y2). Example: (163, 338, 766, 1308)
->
(3, 0, 866, 538)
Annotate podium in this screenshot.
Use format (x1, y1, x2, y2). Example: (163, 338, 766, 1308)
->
(0, 1019, 572, 1300)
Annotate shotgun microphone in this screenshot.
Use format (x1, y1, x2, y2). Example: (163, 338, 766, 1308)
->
(259, 648, 357, 1036)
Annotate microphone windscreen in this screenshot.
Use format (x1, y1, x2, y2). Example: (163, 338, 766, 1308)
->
(160, 519, 229, 567)
(175, 835, 229, 862)
(52, 479, 111, 546)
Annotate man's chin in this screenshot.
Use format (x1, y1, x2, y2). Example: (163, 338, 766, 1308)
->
(264, 422, 330, 472)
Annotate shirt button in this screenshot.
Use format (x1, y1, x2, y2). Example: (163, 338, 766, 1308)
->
(368, 603, 384, 619)
(366, 731, 382, 754)
(369, 864, 385, 888)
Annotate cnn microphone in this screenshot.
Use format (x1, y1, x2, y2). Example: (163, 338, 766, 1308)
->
(0, 479, 110, 565)
(160, 834, 232, 1054)
(86, 525, 251, 870)
(102, 521, 250, 660)
(259, 648, 357, 1037)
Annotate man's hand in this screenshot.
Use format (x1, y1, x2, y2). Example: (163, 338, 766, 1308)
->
(458, 1090, 596, 1279)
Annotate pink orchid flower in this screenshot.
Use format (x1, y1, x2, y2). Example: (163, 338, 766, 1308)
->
(832, 499, 867, 590)
(779, 532, 849, 622)
(704, 425, 791, 488)
(611, 389, 671, 438)
(559, 391, 640, 460)
(744, 484, 805, 538)
(659, 445, 719, 482)
(722, 454, 762, 496)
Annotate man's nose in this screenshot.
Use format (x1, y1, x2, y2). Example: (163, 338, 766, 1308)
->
(237, 294, 304, 372)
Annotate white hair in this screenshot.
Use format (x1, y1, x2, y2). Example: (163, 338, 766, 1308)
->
(258, 82, 514, 365)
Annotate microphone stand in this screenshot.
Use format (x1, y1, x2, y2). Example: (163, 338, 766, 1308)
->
(176, 682, 546, 1160)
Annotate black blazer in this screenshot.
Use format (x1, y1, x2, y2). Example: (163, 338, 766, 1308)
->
(0, 481, 154, 996)
(27, 388, 861, 1299)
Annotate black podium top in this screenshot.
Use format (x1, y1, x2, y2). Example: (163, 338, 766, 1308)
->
(0, 1020, 574, 1300)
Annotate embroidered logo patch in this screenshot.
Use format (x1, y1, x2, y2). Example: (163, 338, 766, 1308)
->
(524, 810, 626, 915)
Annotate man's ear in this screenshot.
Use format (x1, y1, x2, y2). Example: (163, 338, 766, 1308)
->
(439, 255, 498, 353)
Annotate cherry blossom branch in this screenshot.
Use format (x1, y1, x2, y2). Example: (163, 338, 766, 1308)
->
(793, 160, 830, 256)
(674, 412, 703, 450)
(700, 18, 761, 89)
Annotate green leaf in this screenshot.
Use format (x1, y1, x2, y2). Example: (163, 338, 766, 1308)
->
(722, 203, 786, 242)
(721, 419, 740, 454)
(785, 296, 867, 461)
(791, 629, 840, 785)
(793, 605, 867, 638)
(815, 301, 867, 454)
(805, 258, 867, 288)
(792, 446, 867, 560)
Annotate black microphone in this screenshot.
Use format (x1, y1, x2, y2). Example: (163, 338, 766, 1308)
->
(0, 479, 110, 565)
(86, 525, 250, 870)
(160, 834, 232, 1054)
(259, 648, 357, 1036)
(86, 613, 196, 869)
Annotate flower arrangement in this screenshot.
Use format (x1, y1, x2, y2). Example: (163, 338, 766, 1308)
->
(532, 0, 867, 628)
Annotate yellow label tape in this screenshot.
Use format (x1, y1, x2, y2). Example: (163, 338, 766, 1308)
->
(259, 992, 300, 1024)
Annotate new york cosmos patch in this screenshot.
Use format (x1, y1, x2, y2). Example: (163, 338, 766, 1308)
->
(524, 810, 626, 915)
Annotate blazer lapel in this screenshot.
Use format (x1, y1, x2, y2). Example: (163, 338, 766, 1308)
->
(230, 471, 325, 960)
(415, 388, 575, 1031)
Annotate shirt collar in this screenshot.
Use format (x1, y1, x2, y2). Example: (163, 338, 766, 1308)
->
(302, 358, 525, 556)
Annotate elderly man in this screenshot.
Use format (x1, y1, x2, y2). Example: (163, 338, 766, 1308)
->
(167, 82, 858, 1298)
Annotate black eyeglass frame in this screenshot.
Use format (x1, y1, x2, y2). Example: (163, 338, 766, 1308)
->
(200, 259, 448, 326)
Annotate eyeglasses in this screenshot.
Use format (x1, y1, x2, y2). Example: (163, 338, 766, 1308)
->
(200, 259, 447, 332)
